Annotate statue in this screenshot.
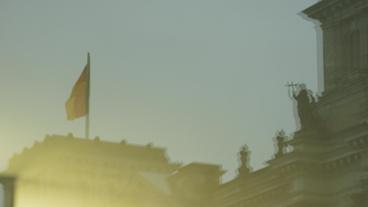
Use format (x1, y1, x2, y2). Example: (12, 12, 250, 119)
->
(287, 83, 321, 130)
(238, 145, 251, 176)
(275, 130, 287, 158)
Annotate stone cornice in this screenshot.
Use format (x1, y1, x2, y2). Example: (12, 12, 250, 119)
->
(317, 78, 368, 107)
(322, 150, 363, 171)
(303, 0, 368, 26)
(220, 182, 289, 207)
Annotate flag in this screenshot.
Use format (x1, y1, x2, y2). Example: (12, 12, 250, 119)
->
(65, 54, 90, 120)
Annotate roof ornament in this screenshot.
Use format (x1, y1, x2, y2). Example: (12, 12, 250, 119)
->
(286, 82, 321, 131)
(275, 130, 287, 158)
(238, 145, 251, 177)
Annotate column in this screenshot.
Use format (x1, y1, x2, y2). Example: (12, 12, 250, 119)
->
(0, 177, 16, 207)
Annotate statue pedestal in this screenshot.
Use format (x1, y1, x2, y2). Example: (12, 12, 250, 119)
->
(288, 128, 332, 156)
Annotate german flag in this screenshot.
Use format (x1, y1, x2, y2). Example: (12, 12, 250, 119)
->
(65, 54, 90, 120)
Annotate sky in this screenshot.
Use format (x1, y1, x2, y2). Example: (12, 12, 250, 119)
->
(0, 0, 320, 181)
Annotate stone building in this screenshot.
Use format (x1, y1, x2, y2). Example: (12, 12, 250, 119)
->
(215, 0, 368, 207)
(169, 163, 225, 207)
(3, 1, 368, 207)
(3, 134, 223, 207)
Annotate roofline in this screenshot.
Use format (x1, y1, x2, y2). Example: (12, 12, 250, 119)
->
(303, 0, 332, 19)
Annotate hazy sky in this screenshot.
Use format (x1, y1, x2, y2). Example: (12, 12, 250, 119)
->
(0, 0, 320, 180)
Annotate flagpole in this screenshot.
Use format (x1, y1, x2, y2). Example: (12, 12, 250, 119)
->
(86, 52, 91, 139)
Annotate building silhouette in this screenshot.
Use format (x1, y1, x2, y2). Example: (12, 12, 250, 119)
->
(3, 134, 223, 207)
(215, 0, 368, 206)
(2, 0, 368, 207)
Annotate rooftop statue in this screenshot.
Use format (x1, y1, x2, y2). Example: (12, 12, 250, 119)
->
(287, 83, 322, 131)
(238, 145, 251, 176)
(275, 130, 287, 158)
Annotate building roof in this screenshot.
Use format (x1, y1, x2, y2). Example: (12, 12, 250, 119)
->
(6, 134, 182, 177)
(175, 162, 225, 175)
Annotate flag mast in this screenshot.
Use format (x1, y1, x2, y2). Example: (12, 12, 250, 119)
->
(86, 52, 91, 139)
(65, 52, 92, 138)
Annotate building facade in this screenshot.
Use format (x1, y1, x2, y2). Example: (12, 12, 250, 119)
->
(4, 134, 223, 207)
(216, 0, 368, 207)
(3, 1, 368, 207)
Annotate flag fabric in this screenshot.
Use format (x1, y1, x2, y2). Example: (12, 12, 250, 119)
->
(65, 56, 90, 120)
